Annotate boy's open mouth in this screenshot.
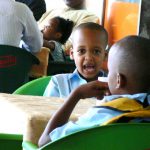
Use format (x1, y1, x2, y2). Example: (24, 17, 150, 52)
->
(83, 64, 95, 73)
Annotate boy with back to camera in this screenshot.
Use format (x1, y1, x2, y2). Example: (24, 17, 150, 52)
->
(43, 22, 108, 98)
(39, 35, 150, 147)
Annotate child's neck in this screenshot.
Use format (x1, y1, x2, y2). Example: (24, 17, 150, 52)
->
(78, 72, 99, 82)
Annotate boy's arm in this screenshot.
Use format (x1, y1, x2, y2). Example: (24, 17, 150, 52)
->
(43, 40, 55, 51)
(38, 81, 108, 147)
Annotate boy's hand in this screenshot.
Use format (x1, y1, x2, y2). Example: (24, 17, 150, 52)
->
(72, 80, 110, 100)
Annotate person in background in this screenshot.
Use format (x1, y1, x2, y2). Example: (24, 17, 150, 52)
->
(16, 0, 46, 21)
(42, 16, 74, 61)
(0, 0, 43, 54)
(43, 22, 108, 98)
(39, 0, 99, 53)
(39, 35, 150, 147)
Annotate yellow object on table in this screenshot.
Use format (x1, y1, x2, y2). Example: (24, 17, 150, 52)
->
(0, 93, 95, 144)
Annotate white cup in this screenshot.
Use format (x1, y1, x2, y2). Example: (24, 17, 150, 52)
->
(98, 77, 108, 82)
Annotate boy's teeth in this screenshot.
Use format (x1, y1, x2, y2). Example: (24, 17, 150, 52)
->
(85, 66, 95, 72)
(86, 68, 94, 72)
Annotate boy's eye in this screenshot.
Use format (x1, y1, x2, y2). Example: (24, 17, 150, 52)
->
(45, 25, 51, 29)
(93, 49, 102, 55)
(77, 48, 85, 54)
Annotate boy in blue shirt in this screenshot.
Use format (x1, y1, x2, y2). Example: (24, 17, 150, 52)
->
(43, 22, 108, 98)
(39, 35, 150, 147)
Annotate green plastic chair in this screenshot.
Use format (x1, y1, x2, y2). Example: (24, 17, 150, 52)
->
(0, 45, 39, 93)
(13, 76, 51, 96)
(0, 133, 23, 150)
(22, 123, 150, 150)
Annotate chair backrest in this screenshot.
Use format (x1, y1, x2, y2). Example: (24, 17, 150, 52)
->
(0, 133, 23, 150)
(41, 123, 150, 150)
(13, 76, 51, 96)
(0, 45, 39, 93)
(22, 123, 150, 150)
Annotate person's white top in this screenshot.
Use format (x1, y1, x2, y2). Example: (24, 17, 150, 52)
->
(39, 6, 99, 30)
(38, 5, 99, 50)
(0, 0, 43, 53)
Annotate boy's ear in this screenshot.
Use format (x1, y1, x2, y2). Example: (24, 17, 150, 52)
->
(70, 48, 74, 60)
(103, 51, 108, 61)
(116, 73, 126, 89)
(101, 51, 108, 72)
(55, 32, 62, 39)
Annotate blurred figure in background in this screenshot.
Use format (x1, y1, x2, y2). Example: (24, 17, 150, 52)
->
(39, 0, 99, 54)
(0, 0, 43, 54)
(42, 16, 74, 61)
(16, 0, 46, 21)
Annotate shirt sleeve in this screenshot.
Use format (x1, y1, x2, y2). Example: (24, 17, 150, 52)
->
(43, 76, 60, 97)
(49, 107, 122, 141)
(21, 6, 43, 53)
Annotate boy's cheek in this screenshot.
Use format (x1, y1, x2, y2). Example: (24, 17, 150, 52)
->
(101, 60, 108, 73)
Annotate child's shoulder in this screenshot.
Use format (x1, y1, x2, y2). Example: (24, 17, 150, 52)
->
(52, 72, 73, 80)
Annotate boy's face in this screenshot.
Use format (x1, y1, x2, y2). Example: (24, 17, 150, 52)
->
(42, 18, 59, 41)
(71, 28, 105, 80)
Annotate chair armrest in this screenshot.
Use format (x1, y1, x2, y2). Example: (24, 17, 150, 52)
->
(29, 47, 50, 77)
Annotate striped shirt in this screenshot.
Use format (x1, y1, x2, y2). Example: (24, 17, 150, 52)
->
(0, 0, 43, 53)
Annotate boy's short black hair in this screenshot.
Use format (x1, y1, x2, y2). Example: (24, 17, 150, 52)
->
(54, 16, 74, 44)
(75, 22, 108, 49)
(111, 35, 150, 92)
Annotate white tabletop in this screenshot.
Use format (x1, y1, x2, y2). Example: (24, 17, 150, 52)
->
(0, 93, 95, 144)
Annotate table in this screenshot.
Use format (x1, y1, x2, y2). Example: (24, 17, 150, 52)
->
(0, 93, 96, 144)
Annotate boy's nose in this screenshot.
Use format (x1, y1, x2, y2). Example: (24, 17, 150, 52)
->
(85, 52, 93, 61)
